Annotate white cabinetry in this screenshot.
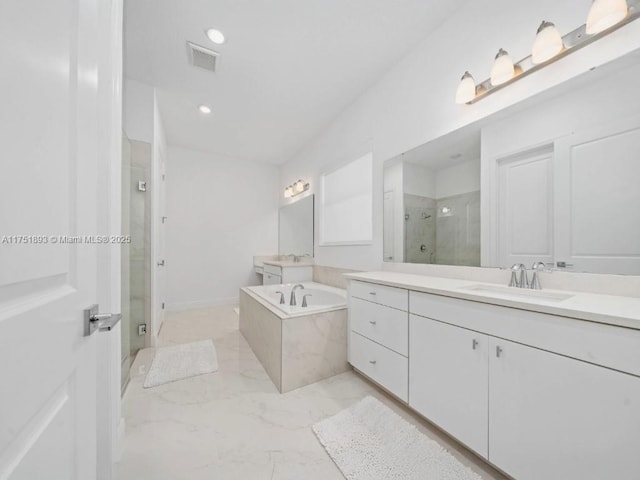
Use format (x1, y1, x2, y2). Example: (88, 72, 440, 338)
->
(409, 315, 489, 458)
(348, 281, 408, 401)
(347, 278, 640, 480)
(262, 263, 312, 285)
(489, 337, 640, 480)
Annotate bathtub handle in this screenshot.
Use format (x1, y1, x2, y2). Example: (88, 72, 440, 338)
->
(302, 294, 312, 308)
(275, 291, 285, 305)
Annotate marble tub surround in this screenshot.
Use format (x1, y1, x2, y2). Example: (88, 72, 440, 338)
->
(346, 271, 640, 329)
(117, 306, 505, 480)
(312, 265, 360, 289)
(239, 288, 349, 393)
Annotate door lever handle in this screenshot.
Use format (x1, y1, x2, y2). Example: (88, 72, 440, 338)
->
(84, 304, 122, 335)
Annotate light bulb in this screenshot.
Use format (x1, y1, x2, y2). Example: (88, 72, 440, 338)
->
(294, 180, 305, 193)
(531, 21, 564, 64)
(284, 187, 292, 198)
(490, 49, 515, 86)
(455, 71, 477, 104)
(586, 0, 628, 34)
(198, 105, 212, 114)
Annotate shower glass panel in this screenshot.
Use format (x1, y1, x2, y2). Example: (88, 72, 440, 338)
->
(121, 133, 150, 392)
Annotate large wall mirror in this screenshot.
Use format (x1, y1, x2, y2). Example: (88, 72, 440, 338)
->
(279, 194, 314, 257)
(383, 49, 640, 275)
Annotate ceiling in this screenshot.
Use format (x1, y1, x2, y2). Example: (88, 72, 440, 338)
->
(124, 0, 467, 164)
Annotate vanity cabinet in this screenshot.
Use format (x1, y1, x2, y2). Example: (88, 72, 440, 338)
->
(262, 263, 312, 285)
(348, 281, 408, 401)
(489, 337, 640, 480)
(347, 278, 640, 480)
(409, 315, 489, 458)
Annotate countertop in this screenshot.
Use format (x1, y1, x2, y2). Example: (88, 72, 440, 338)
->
(263, 260, 314, 268)
(344, 271, 640, 330)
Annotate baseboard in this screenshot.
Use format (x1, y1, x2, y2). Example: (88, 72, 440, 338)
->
(165, 296, 239, 312)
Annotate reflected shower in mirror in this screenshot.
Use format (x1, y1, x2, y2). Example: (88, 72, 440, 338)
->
(279, 194, 314, 257)
(384, 131, 481, 266)
(382, 49, 640, 275)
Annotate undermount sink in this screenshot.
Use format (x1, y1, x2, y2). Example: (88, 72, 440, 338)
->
(460, 284, 574, 302)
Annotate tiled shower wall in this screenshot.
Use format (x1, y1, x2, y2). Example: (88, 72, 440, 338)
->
(404, 191, 480, 266)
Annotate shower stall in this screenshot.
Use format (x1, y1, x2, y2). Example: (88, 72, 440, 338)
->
(121, 133, 151, 391)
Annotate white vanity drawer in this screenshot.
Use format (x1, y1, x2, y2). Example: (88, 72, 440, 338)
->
(350, 331, 408, 402)
(264, 264, 282, 276)
(351, 280, 408, 311)
(263, 272, 281, 285)
(350, 297, 408, 356)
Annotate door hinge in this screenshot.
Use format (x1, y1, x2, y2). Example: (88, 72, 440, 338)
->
(161, 302, 165, 310)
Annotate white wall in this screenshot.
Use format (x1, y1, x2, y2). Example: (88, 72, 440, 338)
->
(435, 158, 480, 199)
(280, 0, 640, 271)
(123, 78, 154, 143)
(403, 162, 435, 198)
(165, 147, 279, 309)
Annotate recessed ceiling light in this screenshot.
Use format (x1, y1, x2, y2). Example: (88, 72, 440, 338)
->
(198, 105, 212, 114)
(206, 28, 225, 45)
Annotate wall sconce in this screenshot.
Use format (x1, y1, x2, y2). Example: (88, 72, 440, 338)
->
(456, 0, 639, 104)
(284, 179, 310, 198)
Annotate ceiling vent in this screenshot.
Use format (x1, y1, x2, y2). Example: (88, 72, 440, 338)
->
(186, 41, 219, 73)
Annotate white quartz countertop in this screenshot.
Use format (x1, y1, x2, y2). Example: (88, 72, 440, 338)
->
(344, 271, 640, 330)
(263, 260, 314, 268)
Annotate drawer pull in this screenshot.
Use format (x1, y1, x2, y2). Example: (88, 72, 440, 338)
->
(496, 346, 503, 358)
(369, 292, 377, 295)
(369, 360, 377, 364)
(472, 339, 479, 350)
(369, 320, 377, 325)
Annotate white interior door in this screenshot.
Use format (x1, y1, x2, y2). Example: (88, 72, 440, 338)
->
(496, 147, 554, 268)
(554, 116, 640, 275)
(0, 0, 113, 478)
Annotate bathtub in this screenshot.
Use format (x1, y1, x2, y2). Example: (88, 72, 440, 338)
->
(246, 282, 346, 317)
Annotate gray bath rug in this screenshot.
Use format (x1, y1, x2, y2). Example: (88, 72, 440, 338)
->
(143, 340, 218, 388)
(312, 396, 482, 480)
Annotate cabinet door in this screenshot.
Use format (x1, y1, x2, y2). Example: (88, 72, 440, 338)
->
(409, 315, 489, 458)
(489, 338, 640, 480)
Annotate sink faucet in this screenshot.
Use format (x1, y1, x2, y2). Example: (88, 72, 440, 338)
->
(508, 264, 529, 288)
(509, 264, 522, 287)
(530, 262, 546, 290)
(290, 284, 305, 306)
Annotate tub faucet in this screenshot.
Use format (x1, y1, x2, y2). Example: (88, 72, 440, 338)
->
(275, 291, 285, 304)
(290, 284, 305, 306)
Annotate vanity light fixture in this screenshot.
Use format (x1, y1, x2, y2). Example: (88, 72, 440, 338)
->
(490, 49, 516, 86)
(283, 179, 310, 198)
(587, 0, 629, 33)
(206, 28, 226, 45)
(456, 0, 639, 104)
(198, 104, 212, 114)
(531, 21, 564, 64)
(455, 71, 477, 105)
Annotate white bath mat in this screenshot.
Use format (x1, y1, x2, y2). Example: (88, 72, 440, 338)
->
(312, 396, 482, 480)
(143, 340, 218, 388)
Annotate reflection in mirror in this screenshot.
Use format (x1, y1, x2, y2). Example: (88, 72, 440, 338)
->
(382, 49, 640, 275)
(279, 194, 314, 257)
(384, 131, 481, 266)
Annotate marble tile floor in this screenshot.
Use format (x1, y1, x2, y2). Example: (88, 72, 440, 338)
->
(117, 306, 509, 480)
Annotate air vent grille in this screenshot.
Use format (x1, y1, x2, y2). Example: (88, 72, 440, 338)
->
(187, 42, 219, 73)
